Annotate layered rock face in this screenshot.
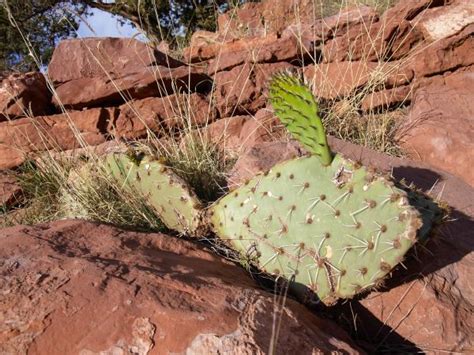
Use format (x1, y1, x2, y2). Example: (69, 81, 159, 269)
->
(0, 1, 473, 185)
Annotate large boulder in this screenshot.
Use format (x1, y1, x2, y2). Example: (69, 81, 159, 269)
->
(185, 35, 307, 74)
(0, 220, 361, 354)
(399, 70, 474, 186)
(321, 0, 430, 62)
(51, 65, 210, 110)
(413, 0, 474, 41)
(0, 72, 51, 121)
(303, 61, 413, 100)
(281, 5, 378, 42)
(198, 108, 284, 152)
(409, 23, 474, 79)
(48, 38, 210, 110)
(48, 37, 182, 85)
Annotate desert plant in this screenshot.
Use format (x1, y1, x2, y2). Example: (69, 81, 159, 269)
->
(97, 73, 440, 305)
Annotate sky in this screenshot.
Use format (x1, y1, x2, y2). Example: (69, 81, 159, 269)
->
(76, 7, 146, 41)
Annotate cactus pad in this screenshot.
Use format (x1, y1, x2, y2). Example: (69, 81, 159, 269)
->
(104, 153, 203, 234)
(269, 73, 332, 165)
(209, 155, 422, 305)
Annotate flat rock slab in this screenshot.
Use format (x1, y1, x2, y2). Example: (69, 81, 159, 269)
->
(0, 220, 361, 354)
(0, 108, 114, 170)
(48, 37, 183, 85)
(52, 66, 210, 110)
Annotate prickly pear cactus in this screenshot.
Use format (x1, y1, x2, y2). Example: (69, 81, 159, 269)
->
(209, 155, 422, 304)
(104, 153, 203, 234)
(93, 71, 438, 306)
(207, 72, 426, 305)
(269, 72, 332, 165)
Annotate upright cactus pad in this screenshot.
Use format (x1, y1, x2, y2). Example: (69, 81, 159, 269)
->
(209, 155, 422, 305)
(269, 73, 332, 165)
(104, 153, 203, 234)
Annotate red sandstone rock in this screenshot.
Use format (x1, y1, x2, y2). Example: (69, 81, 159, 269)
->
(185, 33, 308, 74)
(0, 108, 114, 170)
(321, 0, 438, 62)
(52, 65, 210, 110)
(210, 36, 307, 74)
(413, 0, 474, 42)
(409, 23, 474, 78)
(227, 141, 302, 187)
(361, 85, 412, 112)
(0, 220, 361, 354)
(303, 61, 413, 100)
(217, 0, 329, 39)
(0, 72, 51, 121)
(185, 33, 278, 63)
(110, 93, 213, 139)
(188, 30, 220, 49)
(199, 109, 284, 153)
(48, 36, 209, 110)
(282, 5, 378, 42)
(0, 173, 22, 208)
(214, 62, 295, 117)
(398, 70, 474, 186)
(305, 61, 378, 99)
(48, 37, 182, 85)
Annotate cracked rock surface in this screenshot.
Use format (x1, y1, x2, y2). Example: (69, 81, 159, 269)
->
(0, 219, 361, 354)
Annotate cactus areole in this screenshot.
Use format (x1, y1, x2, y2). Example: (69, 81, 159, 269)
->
(100, 73, 435, 306)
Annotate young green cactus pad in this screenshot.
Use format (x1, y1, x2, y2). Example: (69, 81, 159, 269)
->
(209, 154, 422, 305)
(269, 72, 332, 165)
(104, 153, 203, 234)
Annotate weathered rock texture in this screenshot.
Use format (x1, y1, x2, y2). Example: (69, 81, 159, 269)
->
(48, 37, 183, 84)
(399, 70, 474, 186)
(0, 220, 361, 354)
(214, 62, 295, 116)
(110, 93, 213, 139)
(52, 65, 210, 110)
(0, 0, 472, 185)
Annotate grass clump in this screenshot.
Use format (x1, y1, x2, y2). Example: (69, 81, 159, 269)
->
(320, 102, 405, 157)
(61, 159, 165, 232)
(10, 159, 69, 226)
